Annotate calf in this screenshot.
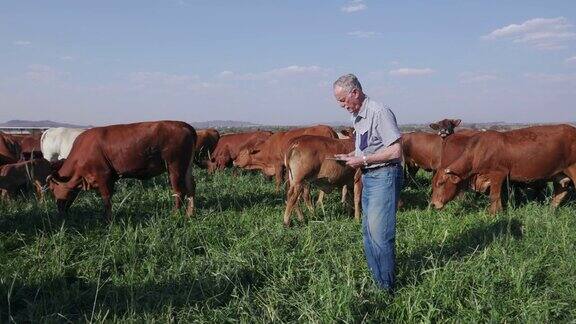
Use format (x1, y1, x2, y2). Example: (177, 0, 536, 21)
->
(432, 125, 576, 214)
(234, 125, 338, 190)
(206, 130, 273, 173)
(47, 121, 197, 220)
(283, 135, 361, 227)
(0, 159, 52, 200)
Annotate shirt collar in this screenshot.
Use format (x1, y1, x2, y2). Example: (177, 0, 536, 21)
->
(354, 97, 369, 119)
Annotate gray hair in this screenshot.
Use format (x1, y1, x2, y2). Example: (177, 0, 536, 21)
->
(333, 73, 363, 92)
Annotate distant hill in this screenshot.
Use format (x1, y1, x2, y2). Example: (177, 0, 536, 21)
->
(189, 120, 261, 129)
(0, 120, 91, 128)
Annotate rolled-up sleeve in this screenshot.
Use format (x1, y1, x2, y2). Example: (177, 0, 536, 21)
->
(375, 108, 402, 147)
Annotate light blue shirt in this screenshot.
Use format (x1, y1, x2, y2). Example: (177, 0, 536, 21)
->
(352, 97, 402, 168)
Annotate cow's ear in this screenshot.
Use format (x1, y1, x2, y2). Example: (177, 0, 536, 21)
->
(451, 119, 462, 128)
(429, 123, 440, 130)
(447, 174, 461, 184)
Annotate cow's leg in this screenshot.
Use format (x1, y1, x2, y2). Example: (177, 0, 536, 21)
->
(316, 191, 325, 214)
(354, 177, 363, 222)
(302, 184, 314, 212)
(487, 173, 506, 214)
(184, 160, 196, 217)
(97, 179, 114, 222)
(283, 182, 302, 227)
(274, 164, 285, 192)
(344, 183, 355, 216)
(341, 185, 348, 204)
(167, 162, 189, 215)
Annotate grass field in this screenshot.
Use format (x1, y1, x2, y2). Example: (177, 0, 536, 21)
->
(0, 169, 575, 322)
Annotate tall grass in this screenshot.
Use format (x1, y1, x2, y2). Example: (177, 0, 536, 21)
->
(0, 169, 574, 322)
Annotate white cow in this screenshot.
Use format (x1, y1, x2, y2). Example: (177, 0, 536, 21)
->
(41, 127, 85, 161)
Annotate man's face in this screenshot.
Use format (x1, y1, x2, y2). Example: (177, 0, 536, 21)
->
(334, 86, 363, 115)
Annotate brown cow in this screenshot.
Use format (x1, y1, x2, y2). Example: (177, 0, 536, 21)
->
(402, 119, 477, 183)
(0, 132, 21, 166)
(402, 131, 442, 175)
(431, 125, 576, 214)
(47, 121, 197, 220)
(13, 134, 43, 161)
(206, 130, 273, 173)
(429, 132, 492, 206)
(283, 135, 361, 227)
(194, 128, 220, 168)
(234, 125, 338, 190)
(0, 158, 52, 201)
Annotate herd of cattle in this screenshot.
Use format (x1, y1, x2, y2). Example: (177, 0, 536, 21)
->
(0, 119, 574, 226)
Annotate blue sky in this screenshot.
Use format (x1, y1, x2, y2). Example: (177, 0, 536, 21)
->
(1, 0, 575, 126)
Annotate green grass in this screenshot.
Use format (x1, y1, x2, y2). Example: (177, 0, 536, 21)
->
(0, 169, 575, 322)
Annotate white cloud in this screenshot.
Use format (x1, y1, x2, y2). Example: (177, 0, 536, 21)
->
(25, 64, 67, 82)
(219, 65, 329, 81)
(459, 72, 499, 84)
(347, 30, 380, 38)
(482, 17, 576, 50)
(341, 0, 366, 13)
(218, 70, 234, 78)
(524, 73, 576, 83)
(129, 71, 199, 86)
(59, 56, 74, 61)
(566, 56, 576, 63)
(389, 68, 435, 76)
(14, 40, 31, 46)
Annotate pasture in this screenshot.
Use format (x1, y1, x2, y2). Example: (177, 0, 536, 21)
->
(0, 168, 575, 322)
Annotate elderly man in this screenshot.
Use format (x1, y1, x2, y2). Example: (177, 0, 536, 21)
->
(333, 74, 403, 292)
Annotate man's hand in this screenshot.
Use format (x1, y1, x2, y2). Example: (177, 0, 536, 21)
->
(334, 151, 355, 160)
(337, 156, 364, 168)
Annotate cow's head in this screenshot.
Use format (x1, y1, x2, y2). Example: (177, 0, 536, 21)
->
(430, 119, 462, 138)
(430, 168, 463, 209)
(338, 127, 355, 139)
(46, 174, 81, 214)
(233, 147, 259, 168)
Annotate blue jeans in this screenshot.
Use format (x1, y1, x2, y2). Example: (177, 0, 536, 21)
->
(361, 165, 403, 291)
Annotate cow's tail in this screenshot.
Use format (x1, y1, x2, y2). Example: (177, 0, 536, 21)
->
(184, 129, 197, 195)
(284, 142, 300, 185)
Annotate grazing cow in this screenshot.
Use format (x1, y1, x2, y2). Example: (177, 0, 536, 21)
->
(0, 159, 52, 200)
(41, 127, 85, 161)
(429, 132, 492, 206)
(47, 121, 197, 220)
(283, 135, 361, 227)
(234, 125, 338, 190)
(206, 130, 273, 173)
(431, 125, 576, 214)
(194, 128, 220, 168)
(0, 132, 21, 166)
